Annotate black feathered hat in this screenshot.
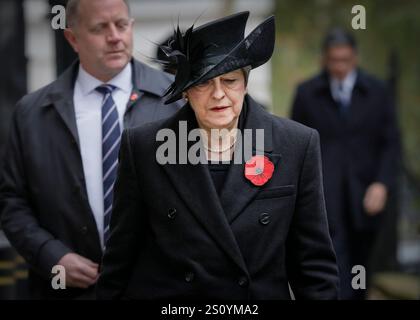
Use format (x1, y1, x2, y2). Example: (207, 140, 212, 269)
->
(160, 11, 275, 104)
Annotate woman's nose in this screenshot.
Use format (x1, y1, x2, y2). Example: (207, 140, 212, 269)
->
(211, 79, 225, 99)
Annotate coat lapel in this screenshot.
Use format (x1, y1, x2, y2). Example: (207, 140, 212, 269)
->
(125, 87, 143, 114)
(129, 59, 171, 107)
(347, 71, 370, 126)
(124, 60, 173, 123)
(159, 105, 249, 275)
(53, 97, 80, 146)
(220, 96, 282, 223)
(316, 69, 370, 127)
(40, 64, 81, 148)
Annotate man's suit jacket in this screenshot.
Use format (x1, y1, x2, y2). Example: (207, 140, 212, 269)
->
(0, 59, 182, 299)
(291, 69, 400, 233)
(96, 95, 339, 300)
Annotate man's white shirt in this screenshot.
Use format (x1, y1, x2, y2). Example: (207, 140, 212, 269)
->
(330, 69, 357, 107)
(74, 63, 133, 248)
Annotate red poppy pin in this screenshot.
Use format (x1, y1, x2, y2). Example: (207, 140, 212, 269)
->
(130, 93, 139, 102)
(244, 155, 274, 186)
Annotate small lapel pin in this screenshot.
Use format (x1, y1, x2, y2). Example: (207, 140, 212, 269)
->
(130, 93, 139, 102)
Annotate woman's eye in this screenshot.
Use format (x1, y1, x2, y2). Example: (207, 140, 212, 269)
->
(197, 81, 210, 88)
(223, 79, 237, 85)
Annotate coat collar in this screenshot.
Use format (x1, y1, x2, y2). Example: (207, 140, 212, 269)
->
(315, 68, 370, 94)
(313, 69, 371, 125)
(39, 61, 80, 145)
(39, 59, 167, 106)
(37, 59, 167, 146)
(131, 59, 170, 97)
(158, 95, 281, 275)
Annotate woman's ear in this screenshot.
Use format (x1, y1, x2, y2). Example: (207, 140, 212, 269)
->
(182, 92, 189, 101)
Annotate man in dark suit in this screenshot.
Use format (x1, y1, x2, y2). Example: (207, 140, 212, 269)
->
(291, 29, 400, 299)
(0, 0, 181, 299)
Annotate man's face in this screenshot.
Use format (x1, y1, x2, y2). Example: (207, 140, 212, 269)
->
(64, 0, 134, 82)
(323, 45, 358, 80)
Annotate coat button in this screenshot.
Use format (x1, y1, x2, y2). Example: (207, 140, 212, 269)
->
(168, 208, 177, 219)
(185, 271, 195, 283)
(81, 226, 88, 235)
(259, 212, 270, 225)
(238, 276, 249, 287)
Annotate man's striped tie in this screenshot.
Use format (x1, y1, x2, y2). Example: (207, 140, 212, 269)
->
(96, 84, 121, 245)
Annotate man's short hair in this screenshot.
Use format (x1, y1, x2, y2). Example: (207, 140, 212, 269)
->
(66, 0, 131, 28)
(322, 28, 357, 52)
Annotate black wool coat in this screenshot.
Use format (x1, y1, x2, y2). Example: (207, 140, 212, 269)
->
(97, 95, 339, 300)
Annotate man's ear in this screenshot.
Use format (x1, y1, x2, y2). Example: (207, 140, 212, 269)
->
(64, 28, 79, 53)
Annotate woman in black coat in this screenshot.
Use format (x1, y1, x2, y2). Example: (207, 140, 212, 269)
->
(96, 11, 339, 300)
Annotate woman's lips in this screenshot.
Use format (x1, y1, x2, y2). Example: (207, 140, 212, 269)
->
(210, 106, 229, 112)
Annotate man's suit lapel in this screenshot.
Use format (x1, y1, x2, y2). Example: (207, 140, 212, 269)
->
(45, 63, 81, 148)
(127, 59, 173, 108)
(347, 71, 369, 126)
(317, 69, 370, 126)
(220, 96, 282, 223)
(125, 87, 143, 115)
(314, 72, 344, 129)
(124, 60, 171, 124)
(159, 105, 249, 275)
(125, 60, 152, 114)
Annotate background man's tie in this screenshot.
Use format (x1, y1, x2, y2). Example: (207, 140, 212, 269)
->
(337, 82, 350, 116)
(96, 84, 121, 246)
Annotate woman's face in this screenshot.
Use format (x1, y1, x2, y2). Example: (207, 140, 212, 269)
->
(186, 69, 247, 131)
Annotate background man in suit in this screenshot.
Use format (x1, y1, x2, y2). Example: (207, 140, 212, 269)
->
(0, 0, 181, 299)
(291, 28, 401, 299)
